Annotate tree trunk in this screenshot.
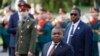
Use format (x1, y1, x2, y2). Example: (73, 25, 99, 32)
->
(93, 0, 97, 7)
(0, 0, 3, 8)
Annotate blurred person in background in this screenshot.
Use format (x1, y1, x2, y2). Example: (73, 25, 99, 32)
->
(98, 13, 100, 56)
(35, 9, 52, 56)
(0, 6, 15, 52)
(88, 7, 100, 56)
(0, 19, 10, 52)
(54, 8, 70, 30)
(0, 11, 5, 52)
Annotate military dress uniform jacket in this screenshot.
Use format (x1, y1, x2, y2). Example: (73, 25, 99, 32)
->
(15, 16, 37, 54)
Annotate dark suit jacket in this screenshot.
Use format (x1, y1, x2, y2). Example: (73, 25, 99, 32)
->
(63, 20, 93, 56)
(42, 41, 73, 56)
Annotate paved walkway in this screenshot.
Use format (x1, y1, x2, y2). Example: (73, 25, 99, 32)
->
(0, 46, 8, 56)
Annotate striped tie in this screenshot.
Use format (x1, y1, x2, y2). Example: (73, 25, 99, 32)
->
(48, 43, 57, 56)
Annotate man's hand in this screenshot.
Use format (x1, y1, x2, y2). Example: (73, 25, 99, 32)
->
(28, 51, 33, 56)
(15, 51, 19, 56)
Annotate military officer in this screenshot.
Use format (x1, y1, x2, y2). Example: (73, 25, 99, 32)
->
(15, 2, 37, 56)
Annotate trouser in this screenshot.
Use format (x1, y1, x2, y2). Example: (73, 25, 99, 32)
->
(1, 34, 8, 51)
(98, 42, 100, 56)
(2, 40, 8, 51)
(9, 47, 15, 56)
(35, 42, 44, 56)
(92, 41, 99, 56)
(19, 54, 27, 56)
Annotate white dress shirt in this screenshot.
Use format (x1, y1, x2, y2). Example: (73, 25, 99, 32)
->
(47, 41, 60, 56)
(18, 12, 23, 21)
(67, 20, 81, 43)
(18, 12, 24, 27)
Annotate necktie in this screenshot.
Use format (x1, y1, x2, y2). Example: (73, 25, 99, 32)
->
(68, 25, 74, 44)
(48, 43, 57, 56)
(70, 25, 74, 36)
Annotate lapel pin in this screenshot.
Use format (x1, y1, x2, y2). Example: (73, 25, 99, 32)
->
(77, 27, 80, 30)
(27, 20, 29, 22)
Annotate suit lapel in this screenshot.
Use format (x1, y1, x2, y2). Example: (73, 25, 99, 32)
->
(45, 42, 51, 56)
(52, 41, 63, 56)
(21, 19, 32, 29)
(16, 13, 19, 20)
(64, 23, 71, 42)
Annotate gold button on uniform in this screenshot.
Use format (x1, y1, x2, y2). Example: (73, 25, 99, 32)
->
(21, 31, 23, 33)
(20, 36, 22, 38)
(20, 41, 22, 43)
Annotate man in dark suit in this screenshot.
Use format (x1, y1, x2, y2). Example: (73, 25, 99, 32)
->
(42, 27, 73, 56)
(63, 6, 93, 56)
(7, 1, 34, 56)
(15, 2, 37, 56)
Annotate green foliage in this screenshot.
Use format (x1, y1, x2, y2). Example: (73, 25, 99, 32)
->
(41, 0, 99, 13)
(0, 0, 3, 8)
(0, 0, 11, 8)
(42, 0, 73, 13)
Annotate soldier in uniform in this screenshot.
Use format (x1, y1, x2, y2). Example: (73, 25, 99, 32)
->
(15, 2, 37, 56)
(89, 7, 100, 56)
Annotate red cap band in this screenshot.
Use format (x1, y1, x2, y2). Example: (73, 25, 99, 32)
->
(19, 5, 29, 9)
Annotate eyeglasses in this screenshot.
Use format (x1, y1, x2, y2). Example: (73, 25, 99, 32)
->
(19, 9, 28, 12)
(53, 32, 61, 35)
(70, 13, 78, 16)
